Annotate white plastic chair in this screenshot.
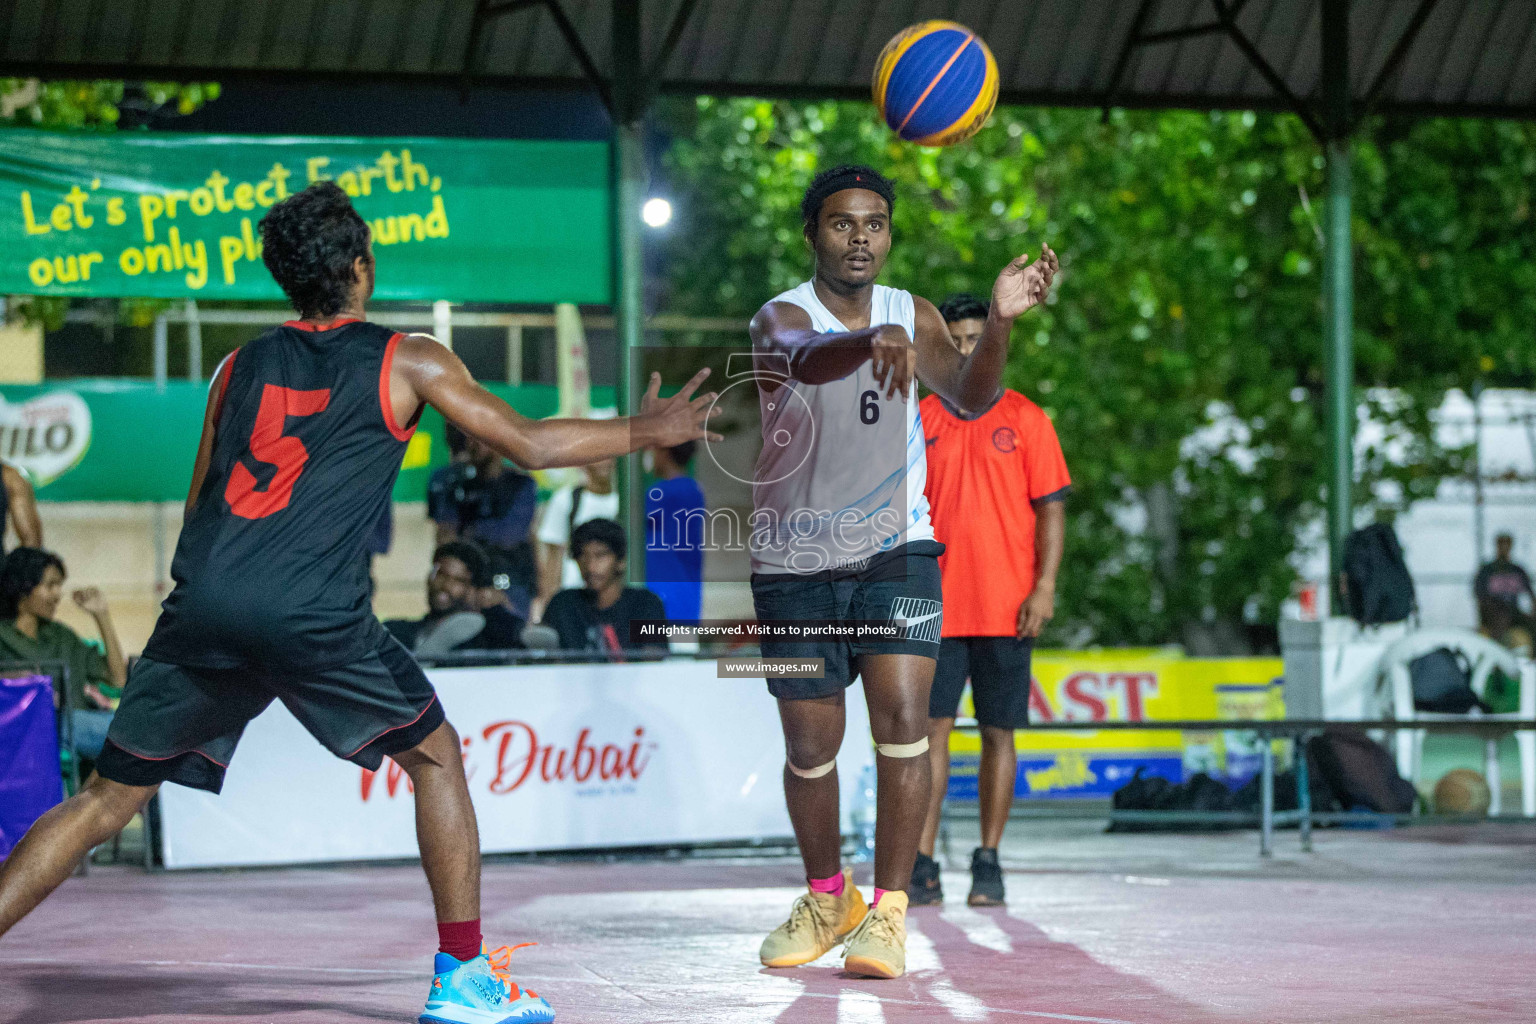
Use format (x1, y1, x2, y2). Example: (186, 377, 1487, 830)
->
(1379, 628, 1536, 816)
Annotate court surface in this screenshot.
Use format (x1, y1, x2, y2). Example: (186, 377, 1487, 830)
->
(3, 819, 1532, 1024)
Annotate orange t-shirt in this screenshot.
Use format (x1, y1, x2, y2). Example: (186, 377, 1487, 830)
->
(920, 390, 1070, 637)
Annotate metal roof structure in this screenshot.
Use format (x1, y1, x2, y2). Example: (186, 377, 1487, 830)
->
(4, 0, 1534, 126)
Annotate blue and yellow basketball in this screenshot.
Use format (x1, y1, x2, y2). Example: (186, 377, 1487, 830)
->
(873, 20, 999, 147)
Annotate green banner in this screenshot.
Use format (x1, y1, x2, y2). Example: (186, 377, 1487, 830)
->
(0, 130, 610, 303)
(1, 379, 613, 503)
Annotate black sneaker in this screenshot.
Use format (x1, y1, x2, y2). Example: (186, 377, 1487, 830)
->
(967, 847, 1005, 907)
(907, 851, 944, 906)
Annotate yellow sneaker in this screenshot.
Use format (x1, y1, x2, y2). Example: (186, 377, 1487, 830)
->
(843, 891, 908, 979)
(759, 868, 868, 968)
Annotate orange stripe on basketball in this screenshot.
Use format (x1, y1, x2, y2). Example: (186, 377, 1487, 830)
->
(896, 32, 975, 136)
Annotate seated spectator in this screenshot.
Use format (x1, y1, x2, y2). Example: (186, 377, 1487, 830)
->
(0, 548, 126, 759)
(429, 425, 539, 616)
(385, 542, 525, 656)
(543, 518, 666, 656)
(1476, 532, 1535, 654)
(536, 456, 620, 618)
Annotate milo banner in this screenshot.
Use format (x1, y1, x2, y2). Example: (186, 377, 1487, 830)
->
(948, 650, 1285, 800)
(0, 379, 611, 502)
(0, 130, 609, 302)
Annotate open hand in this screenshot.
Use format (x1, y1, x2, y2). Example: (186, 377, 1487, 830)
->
(870, 324, 917, 400)
(72, 587, 110, 618)
(991, 243, 1059, 321)
(640, 368, 723, 447)
(1016, 586, 1055, 639)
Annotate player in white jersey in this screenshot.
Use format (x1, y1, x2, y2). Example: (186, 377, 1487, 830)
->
(749, 165, 1056, 979)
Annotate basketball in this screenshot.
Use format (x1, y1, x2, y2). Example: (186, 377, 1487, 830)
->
(1432, 768, 1492, 815)
(872, 20, 999, 146)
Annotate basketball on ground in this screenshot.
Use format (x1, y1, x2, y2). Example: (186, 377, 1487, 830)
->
(1432, 768, 1492, 815)
(872, 20, 999, 146)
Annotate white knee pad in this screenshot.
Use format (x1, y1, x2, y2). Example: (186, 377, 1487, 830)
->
(787, 758, 837, 779)
(875, 737, 930, 758)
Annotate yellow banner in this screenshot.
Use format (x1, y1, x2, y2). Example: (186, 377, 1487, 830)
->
(948, 650, 1284, 798)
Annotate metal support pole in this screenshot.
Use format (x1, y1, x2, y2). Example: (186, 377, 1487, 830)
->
(506, 324, 523, 385)
(433, 300, 454, 351)
(1260, 734, 1275, 857)
(1486, 736, 1503, 816)
(151, 309, 172, 606)
(1472, 381, 1485, 569)
(152, 313, 169, 391)
(185, 299, 203, 381)
(612, 0, 646, 583)
(152, 501, 168, 600)
(1323, 140, 1354, 587)
(1321, 0, 1354, 590)
(1296, 733, 1313, 852)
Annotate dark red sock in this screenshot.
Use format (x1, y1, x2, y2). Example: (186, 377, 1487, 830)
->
(437, 919, 482, 963)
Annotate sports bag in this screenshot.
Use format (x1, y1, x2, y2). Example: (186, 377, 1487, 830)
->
(1342, 523, 1416, 625)
(1308, 728, 1418, 814)
(1409, 647, 1484, 714)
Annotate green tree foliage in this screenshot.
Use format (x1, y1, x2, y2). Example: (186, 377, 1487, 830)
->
(656, 98, 1536, 649)
(0, 79, 219, 128)
(1, 79, 219, 329)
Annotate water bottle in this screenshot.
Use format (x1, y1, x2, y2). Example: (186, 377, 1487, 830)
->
(849, 761, 877, 863)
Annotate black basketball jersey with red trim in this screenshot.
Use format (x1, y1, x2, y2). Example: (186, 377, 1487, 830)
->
(144, 319, 420, 672)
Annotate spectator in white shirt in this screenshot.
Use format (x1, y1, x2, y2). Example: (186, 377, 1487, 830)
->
(536, 457, 618, 618)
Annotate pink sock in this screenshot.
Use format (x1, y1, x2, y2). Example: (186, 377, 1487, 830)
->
(872, 888, 889, 907)
(808, 872, 845, 897)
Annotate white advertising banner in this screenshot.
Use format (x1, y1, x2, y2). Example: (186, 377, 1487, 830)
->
(157, 660, 874, 870)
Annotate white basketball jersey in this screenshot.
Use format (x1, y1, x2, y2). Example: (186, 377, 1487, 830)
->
(750, 280, 934, 574)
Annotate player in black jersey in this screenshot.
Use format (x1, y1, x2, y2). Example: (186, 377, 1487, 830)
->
(0, 182, 717, 1024)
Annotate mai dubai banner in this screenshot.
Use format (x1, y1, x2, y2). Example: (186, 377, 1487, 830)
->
(157, 661, 876, 869)
(0, 130, 609, 303)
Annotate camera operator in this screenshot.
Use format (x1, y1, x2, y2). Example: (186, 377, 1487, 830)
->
(428, 424, 539, 617)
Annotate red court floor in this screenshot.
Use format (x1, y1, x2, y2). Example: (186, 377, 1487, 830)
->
(2, 821, 1533, 1023)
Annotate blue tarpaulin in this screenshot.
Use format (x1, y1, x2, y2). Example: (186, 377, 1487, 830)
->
(0, 674, 62, 857)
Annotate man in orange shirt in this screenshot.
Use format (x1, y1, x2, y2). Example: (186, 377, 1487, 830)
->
(910, 294, 1069, 907)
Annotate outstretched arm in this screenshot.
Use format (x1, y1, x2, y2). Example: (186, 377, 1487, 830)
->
(916, 244, 1058, 409)
(390, 334, 720, 471)
(749, 301, 915, 398)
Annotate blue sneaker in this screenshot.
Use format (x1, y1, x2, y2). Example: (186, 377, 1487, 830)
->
(420, 944, 555, 1024)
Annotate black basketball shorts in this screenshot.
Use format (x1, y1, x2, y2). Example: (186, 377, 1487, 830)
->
(929, 635, 1034, 729)
(96, 633, 444, 794)
(751, 542, 944, 700)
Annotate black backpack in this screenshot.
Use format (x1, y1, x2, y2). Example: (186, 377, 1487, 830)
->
(1409, 647, 1484, 714)
(1308, 728, 1418, 814)
(1108, 769, 1237, 832)
(1342, 523, 1416, 626)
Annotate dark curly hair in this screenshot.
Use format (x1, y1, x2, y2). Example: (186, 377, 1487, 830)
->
(801, 164, 895, 231)
(663, 440, 696, 466)
(571, 517, 627, 563)
(259, 181, 372, 318)
(433, 541, 493, 589)
(1, 547, 64, 619)
(938, 294, 990, 324)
